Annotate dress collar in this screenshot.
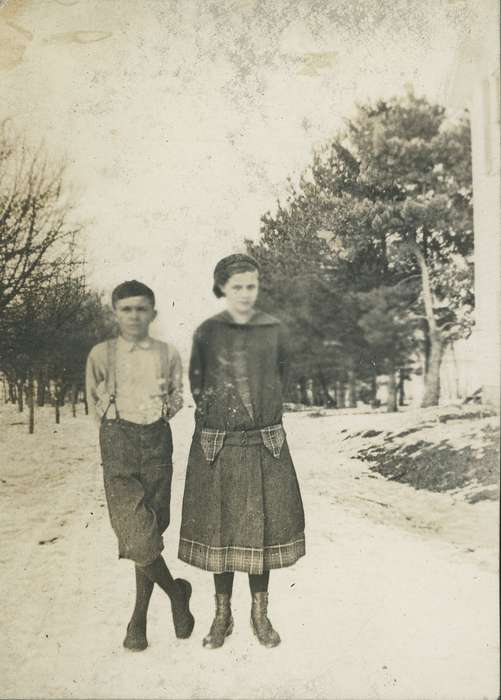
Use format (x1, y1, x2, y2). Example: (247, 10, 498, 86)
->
(211, 309, 280, 326)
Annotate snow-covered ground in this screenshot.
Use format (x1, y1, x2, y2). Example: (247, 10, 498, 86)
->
(0, 403, 499, 699)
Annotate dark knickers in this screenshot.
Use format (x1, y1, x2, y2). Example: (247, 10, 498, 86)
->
(99, 418, 173, 566)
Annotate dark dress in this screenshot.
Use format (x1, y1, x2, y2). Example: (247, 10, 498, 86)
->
(178, 309, 305, 574)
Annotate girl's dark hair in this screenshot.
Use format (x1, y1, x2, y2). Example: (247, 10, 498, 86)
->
(212, 254, 260, 298)
(111, 280, 155, 308)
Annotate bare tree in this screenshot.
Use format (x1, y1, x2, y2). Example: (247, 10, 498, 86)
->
(0, 121, 81, 317)
(0, 122, 113, 432)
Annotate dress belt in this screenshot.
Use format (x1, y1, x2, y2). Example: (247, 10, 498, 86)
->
(223, 428, 263, 446)
(197, 424, 285, 462)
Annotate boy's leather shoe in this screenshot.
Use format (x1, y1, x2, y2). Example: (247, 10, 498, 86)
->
(123, 622, 148, 651)
(171, 578, 195, 639)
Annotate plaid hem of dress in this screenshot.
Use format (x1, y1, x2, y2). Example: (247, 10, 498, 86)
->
(200, 424, 285, 463)
(178, 535, 305, 574)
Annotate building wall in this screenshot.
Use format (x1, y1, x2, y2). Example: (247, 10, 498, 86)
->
(440, 338, 480, 403)
(383, 339, 480, 408)
(447, 0, 500, 411)
(470, 65, 501, 409)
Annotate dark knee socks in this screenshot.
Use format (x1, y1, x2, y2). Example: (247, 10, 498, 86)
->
(130, 565, 154, 628)
(139, 555, 178, 600)
(249, 571, 270, 594)
(213, 571, 270, 595)
(214, 572, 234, 595)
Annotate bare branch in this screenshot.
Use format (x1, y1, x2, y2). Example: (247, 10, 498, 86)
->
(0, 127, 77, 315)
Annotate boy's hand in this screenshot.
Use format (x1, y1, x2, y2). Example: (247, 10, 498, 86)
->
(93, 381, 110, 421)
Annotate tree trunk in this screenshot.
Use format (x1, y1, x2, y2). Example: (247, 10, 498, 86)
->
(387, 369, 398, 412)
(60, 383, 69, 405)
(421, 332, 444, 407)
(83, 387, 89, 415)
(299, 377, 307, 404)
(331, 381, 338, 408)
(27, 370, 35, 434)
(398, 369, 406, 406)
(17, 380, 24, 413)
(8, 381, 16, 403)
(410, 241, 445, 407)
(36, 369, 46, 407)
(71, 383, 77, 417)
(305, 380, 314, 406)
(423, 322, 431, 375)
(347, 368, 357, 409)
(336, 381, 346, 409)
(317, 369, 330, 407)
(450, 342, 461, 399)
(370, 371, 379, 408)
(55, 382, 61, 424)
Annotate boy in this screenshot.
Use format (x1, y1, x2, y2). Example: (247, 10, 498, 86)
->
(86, 280, 194, 651)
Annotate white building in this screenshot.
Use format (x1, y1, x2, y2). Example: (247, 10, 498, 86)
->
(448, 0, 500, 410)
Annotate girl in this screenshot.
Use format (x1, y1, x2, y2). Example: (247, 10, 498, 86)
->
(178, 254, 305, 648)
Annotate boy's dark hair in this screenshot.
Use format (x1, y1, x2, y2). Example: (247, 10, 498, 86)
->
(111, 280, 155, 308)
(212, 254, 260, 298)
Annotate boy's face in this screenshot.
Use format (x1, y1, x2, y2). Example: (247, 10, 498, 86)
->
(113, 295, 156, 341)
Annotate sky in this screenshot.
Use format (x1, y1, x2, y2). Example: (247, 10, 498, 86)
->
(0, 0, 490, 353)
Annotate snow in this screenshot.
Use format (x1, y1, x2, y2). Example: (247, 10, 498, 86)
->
(0, 402, 499, 699)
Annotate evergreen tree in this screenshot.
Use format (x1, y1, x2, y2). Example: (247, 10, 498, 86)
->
(249, 91, 473, 409)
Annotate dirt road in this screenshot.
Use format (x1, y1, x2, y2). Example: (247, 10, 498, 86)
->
(0, 405, 498, 699)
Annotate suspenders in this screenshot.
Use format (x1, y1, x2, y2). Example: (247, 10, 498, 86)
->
(101, 338, 168, 423)
(102, 338, 119, 421)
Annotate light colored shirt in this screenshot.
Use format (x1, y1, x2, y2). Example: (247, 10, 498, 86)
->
(86, 336, 183, 425)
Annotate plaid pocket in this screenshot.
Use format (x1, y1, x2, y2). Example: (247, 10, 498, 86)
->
(260, 424, 285, 458)
(200, 428, 226, 463)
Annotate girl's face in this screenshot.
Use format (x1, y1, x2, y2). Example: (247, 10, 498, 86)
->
(221, 269, 259, 315)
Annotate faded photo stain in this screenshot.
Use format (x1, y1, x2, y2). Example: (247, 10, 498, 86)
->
(0, 0, 112, 72)
(0, 0, 33, 71)
(43, 31, 112, 45)
(5, 18, 32, 39)
(296, 51, 338, 76)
